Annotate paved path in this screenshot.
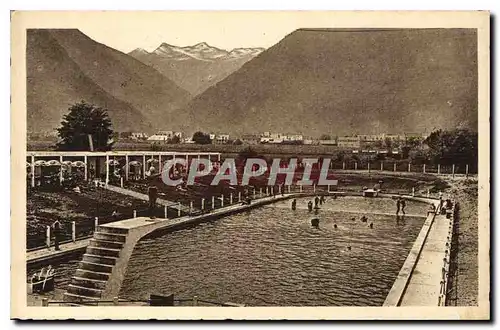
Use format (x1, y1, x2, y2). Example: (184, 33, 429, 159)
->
(105, 185, 189, 211)
(27, 239, 90, 264)
(399, 212, 449, 306)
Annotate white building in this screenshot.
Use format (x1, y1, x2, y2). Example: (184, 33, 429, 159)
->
(215, 134, 230, 144)
(130, 132, 148, 140)
(147, 131, 183, 142)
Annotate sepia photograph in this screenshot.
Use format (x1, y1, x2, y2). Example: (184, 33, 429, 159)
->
(10, 10, 489, 320)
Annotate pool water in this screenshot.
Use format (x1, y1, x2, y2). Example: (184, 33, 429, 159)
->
(119, 196, 429, 306)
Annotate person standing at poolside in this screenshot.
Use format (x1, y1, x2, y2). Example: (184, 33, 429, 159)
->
(400, 198, 406, 215)
(396, 198, 401, 215)
(52, 220, 62, 251)
(148, 185, 158, 219)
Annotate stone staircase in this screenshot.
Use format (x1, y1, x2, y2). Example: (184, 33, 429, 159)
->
(63, 226, 128, 304)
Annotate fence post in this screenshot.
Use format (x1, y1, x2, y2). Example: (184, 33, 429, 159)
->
(438, 164, 441, 174)
(354, 162, 358, 170)
(164, 205, 168, 218)
(452, 164, 455, 178)
(408, 163, 411, 172)
(253, 188, 256, 199)
(313, 184, 316, 193)
(230, 193, 233, 205)
(423, 164, 426, 173)
(238, 192, 242, 202)
(412, 187, 415, 197)
(190, 201, 193, 213)
(393, 163, 396, 172)
(94, 217, 99, 230)
(278, 185, 282, 195)
(46, 226, 51, 248)
(342, 162, 346, 170)
(120, 177, 124, 188)
(72, 221, 76, 242)
(427, 189, 430, 198)
(368, 162, 370, 173)
(220, 195, 224, 207)
(178, 202, 181, 217)
(212, 196, 215, 209)
(466, 164, 469, 178)
(328, 184, 330, 192)
(380, 162, 383, 171)
(259, 188, 263, 197)
(287, 185, 291, 193)
(201, 198, 205, 210)
(300, 185, 303, 193)
(133, 210, 137, 218)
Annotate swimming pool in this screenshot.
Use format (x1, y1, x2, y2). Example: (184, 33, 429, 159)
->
(118, 196, 429, 306)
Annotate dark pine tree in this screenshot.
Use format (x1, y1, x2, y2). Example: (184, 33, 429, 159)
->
(56, 101, 114, 151)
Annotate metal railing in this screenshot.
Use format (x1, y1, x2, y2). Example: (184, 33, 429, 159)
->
(42, 295, 245, 307)
(438, 202, 458, 306)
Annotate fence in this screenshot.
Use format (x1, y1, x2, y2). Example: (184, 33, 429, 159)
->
(26, 172, 463, 251)
(327, 161, 476, 176)
(42, 294, 245, 307)
(27, 184, 319, 250)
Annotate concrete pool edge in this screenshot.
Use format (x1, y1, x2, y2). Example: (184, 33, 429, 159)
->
(382, 194, 440, 306)
(29, 191, 441, 306)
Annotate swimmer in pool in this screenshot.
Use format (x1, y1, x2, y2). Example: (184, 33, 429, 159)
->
(334, 224, 338, 229)
(369, 223, 374, 229)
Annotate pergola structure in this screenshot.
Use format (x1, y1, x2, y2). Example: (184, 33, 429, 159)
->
(26, 151, 222, 188)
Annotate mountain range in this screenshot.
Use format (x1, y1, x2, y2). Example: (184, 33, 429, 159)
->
(27, 29, 191, 134)
(180, 28, 478, 137)
(129, 43, 264, 95)
(27, 28, 477, 138)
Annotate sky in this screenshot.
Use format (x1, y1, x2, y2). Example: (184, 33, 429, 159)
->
(75, 12, 317, 53)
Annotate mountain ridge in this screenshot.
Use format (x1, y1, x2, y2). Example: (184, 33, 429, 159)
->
(129, 42, 265, 95)
(27, 29, 192, 135)
(180, 28, 478, 137)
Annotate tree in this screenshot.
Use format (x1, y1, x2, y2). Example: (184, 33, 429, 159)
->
(424, 129, 478, 166)
(319, 134, 332, 140)
(192, 131, 212, 144)
(56, 101, 114, 151)
(169, 135, 181, 144)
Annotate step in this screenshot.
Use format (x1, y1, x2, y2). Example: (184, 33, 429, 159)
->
(63, 292, 100, 305)
(97, 226, 128, 235)
(83, 254, 117, 266)
(89, 239, 124, 250)
(67, 284, 103, 298)
(86, 246, 121, 258)
(71, 276, 107, 290)
(75, 269, 110, 281)
(94, 232, 127, 243)
(79, 261, 114, 273)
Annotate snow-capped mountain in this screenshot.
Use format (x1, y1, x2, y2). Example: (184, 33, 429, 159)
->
(143, 42, 263, 62)
(129, 42, 265, 95)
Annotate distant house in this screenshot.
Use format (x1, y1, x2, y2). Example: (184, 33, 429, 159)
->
(215, 134, 230, 144)
(147, 131, 183, 142)
(260, 132, 284, 144)
(241, 134, 260, 145)
(130, 132, 148, 140)
(337, 136, 361, 149)
(283, 134, 304, 142)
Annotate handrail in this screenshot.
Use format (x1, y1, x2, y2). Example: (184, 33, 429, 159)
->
(44, 297, 242, 307)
